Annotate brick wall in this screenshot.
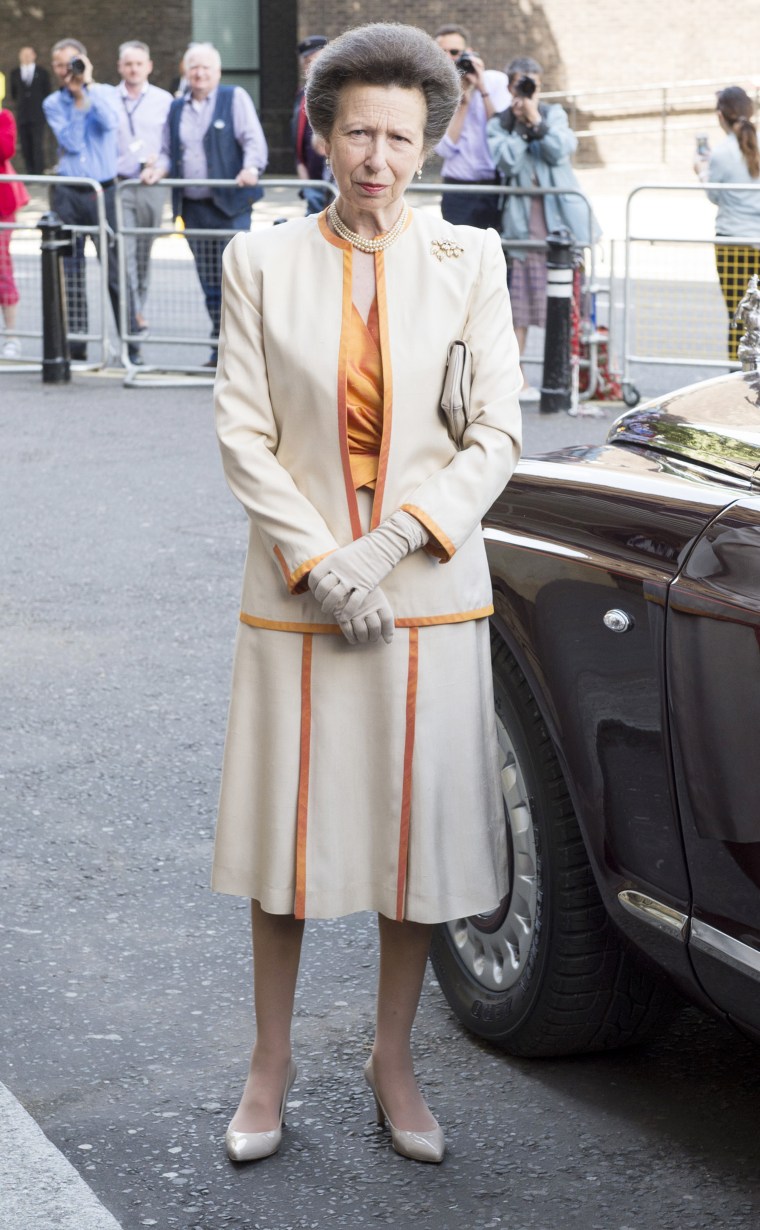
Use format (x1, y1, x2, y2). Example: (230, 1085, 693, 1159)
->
(1, 0, 298, 171)
(1, 0, 192, 92)
(297, 0, 760, 93)
(5, 0, 758, 172)
(6, 0, 759, 108)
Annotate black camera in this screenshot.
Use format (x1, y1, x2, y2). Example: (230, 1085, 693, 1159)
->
(515, 75, 536, 98)
(455, 52, 476, 76)
(68, 57, 86, 75)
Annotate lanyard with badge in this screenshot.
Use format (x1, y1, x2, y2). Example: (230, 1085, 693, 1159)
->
(122, 92, 146, 163)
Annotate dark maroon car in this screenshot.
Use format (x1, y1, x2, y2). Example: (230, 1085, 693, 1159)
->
(431, 367, 760, 1056)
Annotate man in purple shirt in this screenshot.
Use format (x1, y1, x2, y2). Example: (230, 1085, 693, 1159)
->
(115, 41, 172, 339)
(433, 24, 509, 231)
(144, 42, 268, 367)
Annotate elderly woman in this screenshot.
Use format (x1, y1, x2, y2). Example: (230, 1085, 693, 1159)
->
(213, 23, 521, 1166)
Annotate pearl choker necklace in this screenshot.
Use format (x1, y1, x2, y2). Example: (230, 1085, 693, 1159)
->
(327, 201, 408, 253)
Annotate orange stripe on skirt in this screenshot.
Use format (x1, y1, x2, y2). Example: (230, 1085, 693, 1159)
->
(396, 627, 419, 920)
(294, 634, 313, 918)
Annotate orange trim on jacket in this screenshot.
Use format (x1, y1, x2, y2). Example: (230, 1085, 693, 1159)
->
(371, 248, 393, 530)
(400, 503, 457, 562)
(317, 206, 414, 531)
(273, 546, 334, 595)
(317, 208, 351, 251)
(338, 248, 363, 540)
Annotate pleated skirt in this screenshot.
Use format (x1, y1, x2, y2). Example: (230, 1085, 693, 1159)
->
(211, 611, 507, 925)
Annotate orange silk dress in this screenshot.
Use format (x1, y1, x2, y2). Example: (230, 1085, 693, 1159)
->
(346, 299, 383, 491)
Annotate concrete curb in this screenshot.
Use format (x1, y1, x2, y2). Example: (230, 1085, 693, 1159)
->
(0, 1083, 122, 1230)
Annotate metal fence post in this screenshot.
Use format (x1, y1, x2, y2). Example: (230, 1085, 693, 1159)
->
(39, 210, 72, 384)
(540, 228, 575, 414)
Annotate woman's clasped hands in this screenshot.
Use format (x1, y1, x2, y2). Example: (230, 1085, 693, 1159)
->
(308, 510, 429, 646)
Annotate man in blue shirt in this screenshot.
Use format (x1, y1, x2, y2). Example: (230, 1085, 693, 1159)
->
(44, 38, 140, 364)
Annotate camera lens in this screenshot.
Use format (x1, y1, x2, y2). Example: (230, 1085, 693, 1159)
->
(69, 57, 86, 75)
(455, 53, 474, 75)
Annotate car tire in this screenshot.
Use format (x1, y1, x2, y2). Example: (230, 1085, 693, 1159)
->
(430, 631, 680, 1057)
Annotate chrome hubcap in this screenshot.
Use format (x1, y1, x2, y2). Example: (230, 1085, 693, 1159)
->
(444, 711, 538, 992)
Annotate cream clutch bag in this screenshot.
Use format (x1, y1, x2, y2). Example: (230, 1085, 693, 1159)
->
(440, 339, 472, 449)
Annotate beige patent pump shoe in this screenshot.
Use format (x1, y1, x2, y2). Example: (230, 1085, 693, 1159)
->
(225, 1060, 297, 1162)
(364, 1059, 445, 1164)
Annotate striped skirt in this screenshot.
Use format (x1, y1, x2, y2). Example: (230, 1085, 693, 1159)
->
(211, 613, 507, 925)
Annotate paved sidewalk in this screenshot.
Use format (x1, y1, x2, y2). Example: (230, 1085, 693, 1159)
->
(0, 1083, 122, 1230)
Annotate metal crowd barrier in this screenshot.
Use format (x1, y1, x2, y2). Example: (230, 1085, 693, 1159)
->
(622, 182, 760, 405)
(114, 177, 338, 386)
(0, 173, 111, 372)
(2, 174, 601, 397)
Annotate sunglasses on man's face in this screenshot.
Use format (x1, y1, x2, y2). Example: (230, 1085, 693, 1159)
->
(445, 47, 465, 56)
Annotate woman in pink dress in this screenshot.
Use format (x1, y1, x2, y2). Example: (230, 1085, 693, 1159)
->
(0, 103, 29, 358)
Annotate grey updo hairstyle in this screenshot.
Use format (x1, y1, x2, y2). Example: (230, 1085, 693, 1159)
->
(306, 22, 461, 151)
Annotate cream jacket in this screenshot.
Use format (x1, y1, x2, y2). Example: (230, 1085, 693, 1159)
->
(215, 208, 522, 632)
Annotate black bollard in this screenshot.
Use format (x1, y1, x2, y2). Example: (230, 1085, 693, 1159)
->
(540, 227, 575, 414)
(39, 211, 73, 384)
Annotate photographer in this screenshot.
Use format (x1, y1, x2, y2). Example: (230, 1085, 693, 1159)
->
(43, 38, 139, 363)
(487, 56, 598, 397)
(433, 24, 509, 229)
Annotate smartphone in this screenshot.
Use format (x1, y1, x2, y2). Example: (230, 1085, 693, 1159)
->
(696, 135, 710, 157)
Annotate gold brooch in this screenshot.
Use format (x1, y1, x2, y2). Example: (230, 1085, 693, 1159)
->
(431, 239, 464, 262)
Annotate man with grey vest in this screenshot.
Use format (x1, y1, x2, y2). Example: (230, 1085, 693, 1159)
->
(144, 42, 267, 367)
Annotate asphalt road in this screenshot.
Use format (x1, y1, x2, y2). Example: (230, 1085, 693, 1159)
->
(2, 372, 759, 1230)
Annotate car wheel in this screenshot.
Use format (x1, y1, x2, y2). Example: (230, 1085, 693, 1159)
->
(430, 631, 679, 1057)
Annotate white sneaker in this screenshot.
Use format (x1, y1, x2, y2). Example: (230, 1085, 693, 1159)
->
(2, 339, 20, 359)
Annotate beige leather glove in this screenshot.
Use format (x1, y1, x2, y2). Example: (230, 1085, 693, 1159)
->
(308, 511, 429, 622)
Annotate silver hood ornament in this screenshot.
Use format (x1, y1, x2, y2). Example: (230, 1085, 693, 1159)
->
(735, 275, 760, 371)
